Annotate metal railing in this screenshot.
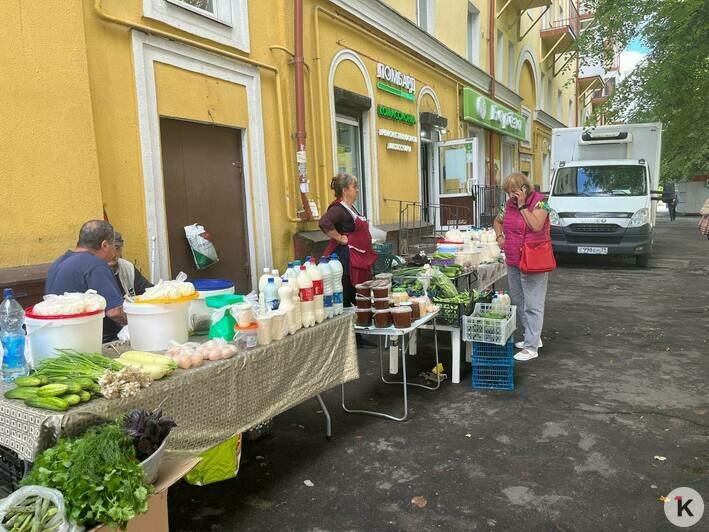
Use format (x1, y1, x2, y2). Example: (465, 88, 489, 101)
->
(542, 1, 580, 37)
(473, 185, 506, 228)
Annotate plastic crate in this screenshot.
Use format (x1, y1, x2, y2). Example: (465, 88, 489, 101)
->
(471, 362, 514, 391)
(373, 242, 393, 255)
(430, 257, 455, 267)
(373, 253, 404, 275)
(433, 298, 474, 326)
(0, 445, 27, 498)
(462, 303, 516, 345)
(472, 339, 514, 365)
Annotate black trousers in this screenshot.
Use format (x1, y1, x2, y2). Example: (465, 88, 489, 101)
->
(343, 274, 356, 307)
(669, 202, 677, 220)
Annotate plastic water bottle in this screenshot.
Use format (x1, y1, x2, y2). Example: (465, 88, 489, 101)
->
(309, 258, 324, 323)
(258, 267, 272, 294)
(264, 278, 280, 310)
(297, 266, 315, 327)
(318, 257, 334, 319)
(329, 254, 344, 314)
(0, 288, 27, 382)
(283, 262, 294, 282)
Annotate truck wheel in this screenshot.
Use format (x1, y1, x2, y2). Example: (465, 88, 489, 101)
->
(636, 254, 649, 267)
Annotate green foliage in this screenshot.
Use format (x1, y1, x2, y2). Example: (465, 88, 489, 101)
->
(576, 0, 709, 182)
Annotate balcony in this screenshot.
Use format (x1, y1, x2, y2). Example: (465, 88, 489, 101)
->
(497, 0, 552, 18)
(540, 1, 580, 54)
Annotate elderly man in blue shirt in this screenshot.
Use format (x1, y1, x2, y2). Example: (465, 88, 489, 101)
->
(45, 220, 127, 342)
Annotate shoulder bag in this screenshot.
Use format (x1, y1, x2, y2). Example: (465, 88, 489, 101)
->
(519, 203, 556, 274)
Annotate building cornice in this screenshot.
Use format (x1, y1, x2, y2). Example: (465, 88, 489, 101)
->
(494, 81, 524, 110)
(328, 0, 493, 93)
(534, 109, 566, 129)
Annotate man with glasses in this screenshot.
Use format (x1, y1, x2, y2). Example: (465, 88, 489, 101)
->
(45, 220, 127, 341)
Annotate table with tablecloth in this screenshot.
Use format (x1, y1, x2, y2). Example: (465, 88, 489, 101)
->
(0, 313, 359, 462)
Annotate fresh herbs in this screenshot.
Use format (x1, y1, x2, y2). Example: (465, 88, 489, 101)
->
(22, 423, 150, 529)
(122, 408, 177, 461)
(1, 493, 62, 532)
(34, 349, 123, 381)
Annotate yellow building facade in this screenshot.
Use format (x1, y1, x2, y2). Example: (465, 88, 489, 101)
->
(0, 0, 585, 292)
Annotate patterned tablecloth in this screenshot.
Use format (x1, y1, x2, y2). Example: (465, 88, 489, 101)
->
(471, 261, 507, 291)
(0, 313, 359, 462)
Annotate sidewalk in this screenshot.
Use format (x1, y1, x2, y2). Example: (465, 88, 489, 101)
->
(169, 213, 708, 531)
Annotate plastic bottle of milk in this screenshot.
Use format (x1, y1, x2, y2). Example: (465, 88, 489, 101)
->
(286, 261, 300, 284)
(271, 269, 282, 289)
(258, 267, 272, 294)
(283, 262, 294, 283)
(329, 253, 344, 314)
(290, 281, 303, 331)
(297, 265, 315, 327)
(309, 258, 325, 323)
(278, 279, 297, 334)
(318, 256, 334, 319)
(264, 278, 280, 310)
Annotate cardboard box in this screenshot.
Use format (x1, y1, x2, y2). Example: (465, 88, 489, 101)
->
(92, 457, 199, 532)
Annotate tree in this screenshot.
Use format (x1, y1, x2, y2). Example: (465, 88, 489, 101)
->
(576, 0, 709, 183)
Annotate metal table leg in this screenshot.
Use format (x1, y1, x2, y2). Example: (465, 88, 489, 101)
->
(381, 325, 441, 391)
(315, 394, 331, 439)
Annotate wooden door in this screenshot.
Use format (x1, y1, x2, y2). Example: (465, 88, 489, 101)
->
(159, 118, 251, 291)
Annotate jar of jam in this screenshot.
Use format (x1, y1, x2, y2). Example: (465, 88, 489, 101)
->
(372, 297, 391, 310)
(391, 306, 412, 329)
(355, 307, 373, 327)
(372, 309, 392, 328)
(371, 282, 391, 299)
(355, 295, 372, 309)
(355, 283, 372, 298)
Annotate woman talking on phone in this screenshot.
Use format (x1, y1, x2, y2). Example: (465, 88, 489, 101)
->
(493, 173, 555, 361)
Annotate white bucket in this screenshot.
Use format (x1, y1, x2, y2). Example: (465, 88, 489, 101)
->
(124, 300, 189, 351)
(25, 311, 104, 368)
(188, 285, 235, 333)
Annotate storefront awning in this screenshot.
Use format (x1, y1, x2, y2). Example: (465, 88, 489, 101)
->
(462, 87, 526, 141)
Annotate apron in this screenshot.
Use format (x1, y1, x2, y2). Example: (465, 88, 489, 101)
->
(323, 200, 377, 285)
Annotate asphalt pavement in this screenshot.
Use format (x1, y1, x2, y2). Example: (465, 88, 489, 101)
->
(169, 213, 708, 531)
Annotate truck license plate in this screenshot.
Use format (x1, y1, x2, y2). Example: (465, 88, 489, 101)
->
(577, 246, 608, 255)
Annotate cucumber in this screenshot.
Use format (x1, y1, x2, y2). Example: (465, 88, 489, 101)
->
(14, 376, 42, 387)
(25, 396, 69, 411)
(74, 377, 95, 390)
(36, 383, 69, 397)
(61, 393, 81, 406)
(4, 387, 40, 400)
(78, 390, 91, 402)
(64, 382, 83, 394)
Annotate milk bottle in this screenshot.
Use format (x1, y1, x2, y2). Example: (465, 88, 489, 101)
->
(297, 265, 315, 327)
(258, 267, 272, 294)
(309, 258, 324, 323)
(264, 278, 280, 310)
(329, 253, 344, 314)
(271, 270, 282, 289)
(278, 280, 298, 334)
(318, 256, 334, 319)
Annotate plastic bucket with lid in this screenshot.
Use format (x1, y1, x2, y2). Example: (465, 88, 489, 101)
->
(188, 279, 235, 333)
(24, 307, 105, 368)
(124, 300, 190, 351)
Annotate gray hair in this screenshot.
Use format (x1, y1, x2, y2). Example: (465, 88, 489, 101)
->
(77, 220, 115, 250)
(330, 173, 358, 199)
(113, 231, 124, 247)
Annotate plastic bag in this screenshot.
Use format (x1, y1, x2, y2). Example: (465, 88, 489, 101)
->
(0, 486, 81, 532)
(184, 224, 219, 270)
(185, 434, 242, 486)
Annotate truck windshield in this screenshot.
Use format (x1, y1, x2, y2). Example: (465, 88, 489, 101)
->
(552, 166, 647, 196)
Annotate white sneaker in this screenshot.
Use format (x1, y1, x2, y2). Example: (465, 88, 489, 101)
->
(514, 339, 543, 349)
(514, 348, 538, 361)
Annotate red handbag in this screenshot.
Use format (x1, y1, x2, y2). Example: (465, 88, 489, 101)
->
(519, 217, 556, 273)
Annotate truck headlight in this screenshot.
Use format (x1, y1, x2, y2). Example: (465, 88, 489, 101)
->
(549, 209, 561, 226)
(628, 208, 649, 227)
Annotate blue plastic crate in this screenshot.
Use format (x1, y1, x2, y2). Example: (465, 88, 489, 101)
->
(471, 362, 514, 391)
(472, 339, 514, 366)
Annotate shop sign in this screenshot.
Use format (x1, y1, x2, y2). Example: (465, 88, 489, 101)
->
(376, 63, 415, 101)
(377, 104, 416, 125)
(387, 143, 412, 152)
(462, 87, 525, 140)
(378, 128, 417, 143)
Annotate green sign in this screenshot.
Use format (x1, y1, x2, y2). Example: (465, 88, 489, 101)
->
(462, 87, 525, 140)
(377, 104, 416, 125)
(376, 81, 415, 101)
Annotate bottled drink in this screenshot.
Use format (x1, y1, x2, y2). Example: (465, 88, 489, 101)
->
(270, 270, 282, 289)
(258, 267, 272, 294)
(283, 262, 295, 283)
(297, 266, 315, 327)
(278, 280, 298, 335)
(309, 258, 324, 323)
(318, 256, 334, 319)
(264, 278, 280, 311)
(291, 283, 303, 332)
(0, 288, 27, 382)
(329, 254, 344, 314)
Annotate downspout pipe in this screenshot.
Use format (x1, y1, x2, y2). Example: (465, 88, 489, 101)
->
(294, 0, 313, 220)
(488, 0, 496, 186)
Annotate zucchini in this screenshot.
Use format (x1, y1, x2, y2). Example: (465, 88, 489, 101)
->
(14, 376, 42, 387)
(25, 396, 69, 411)
(36, 383, 69, 397)
(4, 387, 40, 400)
(78, 390, 91, 402)
(118, 351, 177, 369)
(61, 393, 81, 406)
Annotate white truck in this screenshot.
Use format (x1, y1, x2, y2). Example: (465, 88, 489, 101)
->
(548, 123, 662, 266)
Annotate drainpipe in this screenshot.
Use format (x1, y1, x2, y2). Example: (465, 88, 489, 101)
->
(294, 0, 313, 220)
(488, 0, 496, 185)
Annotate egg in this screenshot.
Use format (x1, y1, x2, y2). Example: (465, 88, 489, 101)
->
(189, 354, 203, 367)
(177, 356, 192, 369)
(220, 347, 234, 359)
(207, 351, 222, 361)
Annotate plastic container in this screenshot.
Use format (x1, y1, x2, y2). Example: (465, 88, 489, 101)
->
(403, 301, 420, 321)
(256, 314, 273, 346)
(188, 279, 235, 333)
(371, 282, 391, 299)
(278, 280, 296, 334)
(234, 323, 258, 351)
(355, 308, 372, 327)
(462, 303, 517, 346)
(318, 257, 334, 319)
(297, 265, 315, 327)
(372, 309, 391, 328)
(271, 309, 287, 341)
(309, 258, 325, 324)
(390, 291, 409, 305)
(264, 278, 280, 311)
(1, 289, 27, 381)
(471, 362, 514, 391)
(355, 295, 371, 309)
(391, 306, 412, 328)
(329, 254, 344, 314)
(355, 283, 372, 298)
(123, 300, 189, 351)
(258, 267, 272, 294)
(372, 297, 390, 310)
(140, 437, 167, 484)
(24, 307, 104, 369)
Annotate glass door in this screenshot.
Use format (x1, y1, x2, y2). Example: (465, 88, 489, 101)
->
(336, 115, 365, 215)
(432, 138, 478, 229)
